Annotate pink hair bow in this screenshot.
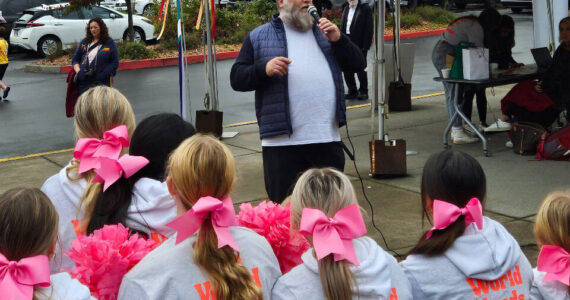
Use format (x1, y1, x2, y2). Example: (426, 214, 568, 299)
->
(74, 125, 130, 174)
(426, 197, 483, 239)
(73, 125, 149, 191)
(0, 253, 50, 300)
(537, 245, 570, 286)
(167, 196, 239, 252)
(299, 204, 366, 266)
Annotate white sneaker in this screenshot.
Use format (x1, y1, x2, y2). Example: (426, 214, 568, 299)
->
(484, 119, 511, 132)
(505, 140, 513, 148)
(451, 129, 479, 144)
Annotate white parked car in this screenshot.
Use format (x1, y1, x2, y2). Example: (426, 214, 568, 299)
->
(9, 3, 156, 57)
(100, 0, 154, 16)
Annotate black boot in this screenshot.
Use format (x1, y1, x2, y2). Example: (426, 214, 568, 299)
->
(345, 90, 358, 100)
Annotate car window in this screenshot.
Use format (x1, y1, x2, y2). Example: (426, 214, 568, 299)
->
(15, 12, 34, 23)
(53, 9, 80, 20)
(91, 6, 114, 18)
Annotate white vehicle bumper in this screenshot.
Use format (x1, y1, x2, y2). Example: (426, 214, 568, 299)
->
(9, 29, 36, 51)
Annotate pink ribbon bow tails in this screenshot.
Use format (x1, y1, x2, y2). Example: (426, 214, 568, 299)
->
(426, 197, 483, 239)
(91, 154, 149, 191)
(299, 204, 367, 266)
(73, 125, 130, 174)
(167, 196, 240, 252)
(0, 253, 50, 300)
(537, 245, 570, 286)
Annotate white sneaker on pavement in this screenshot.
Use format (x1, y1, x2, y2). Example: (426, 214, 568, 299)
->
(451, 128, 479, 144)
(484, 119, 511, 132)
(505, 140, 513, 148)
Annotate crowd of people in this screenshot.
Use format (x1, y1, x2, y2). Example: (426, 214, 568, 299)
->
(0, 1, 569, 299)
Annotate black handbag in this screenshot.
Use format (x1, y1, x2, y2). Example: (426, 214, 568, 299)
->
(510, 122, 547, 155)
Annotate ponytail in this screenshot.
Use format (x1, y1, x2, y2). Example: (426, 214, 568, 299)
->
(407, 215, 466, 256)
(193, 221, 263, 300)
(318, 256, 358, 300)
(85, 177, 134, 235)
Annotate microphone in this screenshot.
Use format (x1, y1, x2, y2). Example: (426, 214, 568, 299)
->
(308, 6, 320, 24)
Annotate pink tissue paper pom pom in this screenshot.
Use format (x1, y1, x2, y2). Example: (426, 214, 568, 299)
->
(238, 201, 310, 273)
(66, 224, 160, 300)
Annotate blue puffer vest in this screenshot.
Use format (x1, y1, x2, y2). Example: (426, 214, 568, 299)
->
(249, 14, 347, 139)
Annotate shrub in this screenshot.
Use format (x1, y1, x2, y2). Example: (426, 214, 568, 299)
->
(46, 42, 77, 61)
(117, 41, 157, 60)
(400, 12, 422, 28)
(415, 6, 455, 24)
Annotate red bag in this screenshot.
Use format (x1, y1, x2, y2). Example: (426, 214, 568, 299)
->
(537, 125, 570, 160)
(501, 80, 555, 114)
(65, 69, 79, 118)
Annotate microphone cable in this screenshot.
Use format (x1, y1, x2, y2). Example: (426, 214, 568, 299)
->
(344, 121, 403, 260)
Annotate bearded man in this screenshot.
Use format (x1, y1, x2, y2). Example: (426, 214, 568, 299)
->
(230, 0, 365, 203)
(340, 0, 373, 100)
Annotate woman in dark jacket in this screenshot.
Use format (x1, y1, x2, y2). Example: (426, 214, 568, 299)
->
(72, 17, 119, 95)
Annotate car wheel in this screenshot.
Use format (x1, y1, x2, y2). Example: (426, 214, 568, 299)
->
(142, 4, 153, 17)
(511, 7, 522, 13)
(37, 36, 61, 57)
(123, 27, 145, 43)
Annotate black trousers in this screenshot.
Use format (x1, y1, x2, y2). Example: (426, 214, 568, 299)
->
(262, 142, 345, 203)
(463, 86, 488, 125)
(504, 103, 561, 128)
(343, 49, 368, 94)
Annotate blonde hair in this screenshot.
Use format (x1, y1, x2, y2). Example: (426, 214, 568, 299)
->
(167, 134, 262, 300)
(67, 86, 136, 224)
(534, 190, 570, 251)
(534, 190, 570, 295)
(290, 168, 359, 300)
(0, 188, 58, 300)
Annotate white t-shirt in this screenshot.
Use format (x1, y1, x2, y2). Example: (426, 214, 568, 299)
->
(35, 272, 95, 300)
(346, 4, 357, 35)
(262, 23, 340, 147)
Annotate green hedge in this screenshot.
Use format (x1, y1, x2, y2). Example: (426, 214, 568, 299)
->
(117, 41, 157, 60)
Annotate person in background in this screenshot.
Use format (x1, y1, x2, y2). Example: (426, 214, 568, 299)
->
(119, 135, 282, 300)
(41, 86, 135, 273)
(0, 26, 10, 101)
(340, 0, 373, 100)
(272, 167, 412, 300)
(0, 188, 94, 300)
(400, 150, 533, 299)
(72, 17, 119, 95)
(530, 190, 570, 300)
(432, 9, 500, 144)
(486, 16, 570, 133)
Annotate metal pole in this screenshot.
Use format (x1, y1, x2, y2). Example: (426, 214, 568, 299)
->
(376, 0, 386, 140)
(394, 0, 401, 81)
(204, 0, 217, 111)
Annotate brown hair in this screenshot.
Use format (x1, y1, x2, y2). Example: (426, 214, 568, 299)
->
(67, 86, 135, 225)
(85, 17, 110, 43)
(290, 168, 359, 300)
(534, 190, 570, 295)
(560, 16, 570, 48)
(407, 150, 486, 257)
(0, 188, 58, 261)
(0, 188, 58, 300)
(167, 134, 262, 300)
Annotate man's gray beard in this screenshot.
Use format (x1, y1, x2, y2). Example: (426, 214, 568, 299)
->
(280, 1, 313, 32)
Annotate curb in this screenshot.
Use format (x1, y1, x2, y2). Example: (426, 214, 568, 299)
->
(26, 29, 445, 74)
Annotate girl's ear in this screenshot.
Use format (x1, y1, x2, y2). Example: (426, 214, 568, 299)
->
(166, 176, 177, 198)
(425, 196, 434, 214)
(47, 238, 57, 259)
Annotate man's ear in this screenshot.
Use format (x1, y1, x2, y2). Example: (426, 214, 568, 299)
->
(277, 0, 285, 9)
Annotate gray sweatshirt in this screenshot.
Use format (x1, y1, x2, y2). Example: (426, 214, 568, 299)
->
(400, 217, 533, 300)
(442, 18, 484, 47)
(530, 268, 570, 300)
(41, 164, 178, 273)
(118, 226, 282, 300)
(272, 236, 412, 300)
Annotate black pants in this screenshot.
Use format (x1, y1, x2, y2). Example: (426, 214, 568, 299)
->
(504, 103, 561, 128)
(343, 49, 368, 94)
(463, 86, 487, 125)
(262, 142, 345, 203)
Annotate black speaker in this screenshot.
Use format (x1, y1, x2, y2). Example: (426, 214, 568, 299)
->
(388, 82, 412, 111)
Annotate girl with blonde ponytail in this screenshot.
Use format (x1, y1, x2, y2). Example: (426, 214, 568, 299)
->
(41, 86, 135, 273)
(272, 168, 412, 300)
(119, 134, 281, 300)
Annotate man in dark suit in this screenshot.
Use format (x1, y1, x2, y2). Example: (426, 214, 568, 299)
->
(340, 0, 373, 100)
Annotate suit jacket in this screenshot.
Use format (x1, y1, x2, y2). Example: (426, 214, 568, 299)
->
(340, 0, 373, 51)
